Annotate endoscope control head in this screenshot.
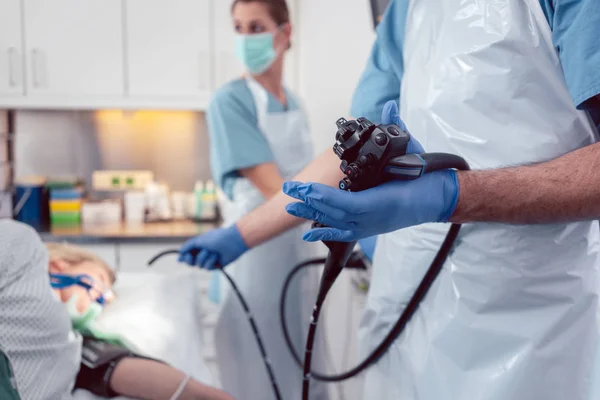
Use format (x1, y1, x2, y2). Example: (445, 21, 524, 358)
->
(332, 116, 411, 192)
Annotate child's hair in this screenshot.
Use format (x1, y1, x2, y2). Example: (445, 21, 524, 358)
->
(46, 242, 116, 284)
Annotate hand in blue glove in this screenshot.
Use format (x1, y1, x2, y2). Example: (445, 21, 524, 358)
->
(283, 170, 459, 242)
(381, 100, 424, 154)
(282, 100, 446, 243)
(178, 224, 248, 269)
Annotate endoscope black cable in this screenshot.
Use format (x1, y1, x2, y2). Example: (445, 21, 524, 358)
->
(147, 249, 282, 400)
(147, 222, 460, 399)
(300, 155, 470, 400)
(283, 226, 460, 383)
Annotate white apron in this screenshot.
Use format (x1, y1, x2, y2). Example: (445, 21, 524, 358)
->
(214, 78, 329, 400)
(359, 1, 600, 399)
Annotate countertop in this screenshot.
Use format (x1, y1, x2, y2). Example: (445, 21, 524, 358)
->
(39, 220, 220, 244)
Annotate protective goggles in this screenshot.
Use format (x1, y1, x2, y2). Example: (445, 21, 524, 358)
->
(49, 273, 112, 306)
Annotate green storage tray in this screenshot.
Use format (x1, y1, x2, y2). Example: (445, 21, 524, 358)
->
(50, 212, 81, 225)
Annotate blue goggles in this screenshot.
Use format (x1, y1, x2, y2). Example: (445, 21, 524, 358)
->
(49, 273, 108, 306)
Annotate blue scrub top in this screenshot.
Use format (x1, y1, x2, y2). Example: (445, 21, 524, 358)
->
(351, 0, 600, 131)
(206, 78, 301, 199)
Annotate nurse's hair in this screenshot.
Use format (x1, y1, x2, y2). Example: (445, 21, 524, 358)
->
(46, 242, 116, 284)
(231, 0, 290, 26)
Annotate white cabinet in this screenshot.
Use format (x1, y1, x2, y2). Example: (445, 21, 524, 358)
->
(0, 0, 301, 109)
(118, 242, 179, 271)
(283, 0, 299, 93)
(22, 0, 124, 98)
(118, 242, 213, 299)
(125, 0, 212, 102)
(0, 0, 25, 97)
(213, 0, 244, 91)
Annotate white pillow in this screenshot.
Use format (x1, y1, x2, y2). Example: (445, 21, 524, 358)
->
(73, 267, 215, 400)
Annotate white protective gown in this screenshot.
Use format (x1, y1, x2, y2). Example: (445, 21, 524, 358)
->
(359, 0, 600, 399)
(215, 77, 329, 400)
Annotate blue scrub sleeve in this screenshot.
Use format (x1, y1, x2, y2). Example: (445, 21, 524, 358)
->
(358, 236, 377, 262)
(350, 0, 407, 123)
(206, 86, 275, 198)
(550, 0, 600, 115)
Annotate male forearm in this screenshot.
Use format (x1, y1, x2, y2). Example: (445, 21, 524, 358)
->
(451, 142, 600, 224)
(237, 149, 344, 247)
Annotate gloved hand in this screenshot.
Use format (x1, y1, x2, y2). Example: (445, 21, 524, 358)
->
(178, 224, 248, 269)
(283, 170, 459, 242)
(381, 100, 424, 154)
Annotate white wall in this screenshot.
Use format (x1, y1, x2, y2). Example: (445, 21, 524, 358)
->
(296, 2, 377, 399)
(297, 0, 376, 152)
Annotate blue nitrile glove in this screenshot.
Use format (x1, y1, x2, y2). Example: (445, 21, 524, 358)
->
(381, 100, 424, 154)
(282, 101, 441, 243)
(178, 224, 248, 269)
(358, 236, 377, 262)
(283, 170, 459, 242)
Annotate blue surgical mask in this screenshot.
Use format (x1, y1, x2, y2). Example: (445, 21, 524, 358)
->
(235, 29, 280, 75)
(65, 292, 104, 330)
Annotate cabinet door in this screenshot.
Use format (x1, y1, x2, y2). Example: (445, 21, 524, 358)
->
(118, 242, 211, 292)
(283, 0, 299, 92)
(0, 0, 24, 96)
(23, 0, 124, 97)
(118, 243, 178, 272)
(213, 0, 243, 90)
(125, 0, 212, 100)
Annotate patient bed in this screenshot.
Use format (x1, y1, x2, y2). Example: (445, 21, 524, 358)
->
(72, 267, 216, 400)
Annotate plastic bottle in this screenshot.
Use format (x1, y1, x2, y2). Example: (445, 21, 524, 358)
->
(194, 181, 204, 220)
(201, 180, 217, 220)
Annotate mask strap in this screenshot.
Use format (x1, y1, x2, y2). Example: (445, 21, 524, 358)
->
(50, 273, 94, 288)
(273, 23, 289, 50)
(49, 273, 106, 305)
(50, 273, 78, 289)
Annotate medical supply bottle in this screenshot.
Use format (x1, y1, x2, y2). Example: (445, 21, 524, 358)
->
(201, 180, 217, 220)
(194, 181, 204, 219)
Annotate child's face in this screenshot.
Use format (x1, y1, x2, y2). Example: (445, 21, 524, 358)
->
(50, 259, 114, 313)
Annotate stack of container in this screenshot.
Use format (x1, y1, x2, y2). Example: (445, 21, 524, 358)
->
(47, 178, 84, 226)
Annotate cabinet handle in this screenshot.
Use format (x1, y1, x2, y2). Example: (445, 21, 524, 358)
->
(7, 48, 18, 87)
(31, 49, 42, 88)
(216, 52, 228, 89)
(217, 52, 240, 89)
(199, 51, 209, 91)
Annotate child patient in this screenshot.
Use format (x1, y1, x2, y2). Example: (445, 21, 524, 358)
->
(0, 220, 233, 400)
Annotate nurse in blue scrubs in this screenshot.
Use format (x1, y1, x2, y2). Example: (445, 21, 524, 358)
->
(185, 1, 328, 399)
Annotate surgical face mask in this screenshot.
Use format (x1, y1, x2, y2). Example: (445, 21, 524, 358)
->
(66, 292, 104, 330)
(235, 27, 283, 75)
(50, 273, 112, 329)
